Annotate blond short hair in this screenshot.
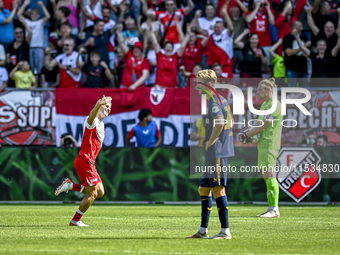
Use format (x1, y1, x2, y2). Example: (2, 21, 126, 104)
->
(259, 77, 277, 91)
(196, 69, 218, 87)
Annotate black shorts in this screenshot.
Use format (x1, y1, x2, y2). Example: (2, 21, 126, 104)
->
(200, 157, 229, 188)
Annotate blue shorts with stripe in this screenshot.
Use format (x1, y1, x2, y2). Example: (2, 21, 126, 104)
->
(200, 157, 229, 188)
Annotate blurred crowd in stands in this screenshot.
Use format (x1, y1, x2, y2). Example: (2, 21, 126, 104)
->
(1, 0, 340, 91)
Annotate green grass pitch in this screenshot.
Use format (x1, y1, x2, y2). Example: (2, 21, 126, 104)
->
(0, 205, 339, 255)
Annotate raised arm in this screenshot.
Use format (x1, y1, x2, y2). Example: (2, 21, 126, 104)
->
(78, 0, 94, 21)
(88, 96, 112, 126)
(306, 6, 319, 36)
(332, 29, 340, 57)
(137, 15, 144, 35)
(100, 61, 113, 81)
(276, 1, 292, 28)
(76, 47, 86, 68)
(269, 38, 282, 59)
(9, 61, 21, 79)
(17, 0, 30, 22)
(177, 24, 191, 57)
(184, 0, 194, 15)
(193, 10, 208, 36)
(148, 19, 160, 53)
(22, 21, 33, 44)
(221, 0, 234, 37)
(116, 24, 129, 55)
(175, 14, 184, 43)
(139, 0, 152, 16)
(234, 28, 249, 49)
(37, 1, 51, 24)
(265, 0, 275, 25)
(235, 0, 248, 13)
(245, 1, 261, 23)
(312, 0, 321, 14)
(295, 34, 310, 57)
(3, 0, 19, 24)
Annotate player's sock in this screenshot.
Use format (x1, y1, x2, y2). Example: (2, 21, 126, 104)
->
(272, 178, 279, 208)
(266, 179, 274, 208)
(72, 209, 84, 222)
(71, 183, 84, 193)
(221, 228, 231, 235)
(199, 196, 212, 234)
(216, 196, 229, 229)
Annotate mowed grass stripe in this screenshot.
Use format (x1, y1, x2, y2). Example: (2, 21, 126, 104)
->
(0, 205, 339, 255)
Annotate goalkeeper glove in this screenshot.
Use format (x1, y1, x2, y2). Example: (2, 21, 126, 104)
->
(239, 132, 252, 144)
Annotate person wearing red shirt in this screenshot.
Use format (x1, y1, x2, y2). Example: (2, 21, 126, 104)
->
(146, 0, 194, 52)
(149, 20, 190, 88)
(202, 2, 234, 78)
(275, 0, 307, 55)
(117, 25, 150, 91)
(245, 0, 275, 64)
(180, 31, 205, 73)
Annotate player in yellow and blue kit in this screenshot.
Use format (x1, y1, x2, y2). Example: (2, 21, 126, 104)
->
(239, 78, 282, 217)
(187, 69, 234, 239)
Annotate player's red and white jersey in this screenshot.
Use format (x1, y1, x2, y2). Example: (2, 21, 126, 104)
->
(207, 28, 234, 66)
(55, 51, 82, 88)
(155, 8, 186, 44)
(104, 19, 116, 32)
(78, 116, 105, 164)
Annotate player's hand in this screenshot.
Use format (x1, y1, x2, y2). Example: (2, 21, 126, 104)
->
(243, 28, 250, 35)
(306, 6, 313, 14)
(238, 132, 252, 144)
(23, 0, 31, 6)
(96, 95, 112, 106)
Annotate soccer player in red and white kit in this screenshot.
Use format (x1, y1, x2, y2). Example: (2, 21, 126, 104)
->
(54, 95, 112, 227)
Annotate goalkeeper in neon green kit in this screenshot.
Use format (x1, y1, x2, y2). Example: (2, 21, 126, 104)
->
(239, 78, 282, 217)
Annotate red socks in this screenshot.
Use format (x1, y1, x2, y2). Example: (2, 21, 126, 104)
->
(72, 209, 84, 222)
(72, 183, 83, 192)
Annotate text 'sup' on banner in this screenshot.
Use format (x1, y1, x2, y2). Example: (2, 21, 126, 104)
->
(0, 90, 56, 145)
(189, 77, 340, 202)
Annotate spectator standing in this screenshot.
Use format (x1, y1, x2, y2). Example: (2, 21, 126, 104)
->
(145, 0, 194, 52)
(229, 0, 249, 73)
(18, 0, 51, 75)
(138, 9, 162, 48)
(0, 66, 8, 91)
(269, 38, 286, 84)
(122, 17, 139, 47)
(307, 6, 338, 51)
(282, 20, 311, 87)
(245, 0, 275, 64)
(330, 28, 340, 79)
(45, 38, 82, 88)
(149, 20, 190, 88)
(202, 1, 234, 78)
(56, 0, 79, 35)
(55, 6, 71, 27)
(312, 0, 337, 32)
(9, 60, 37, 89)
(5, 26, 31, 87)
(140, 0, 166, 12)
(0, 0, 19, 49)
(57, 22, 80, 54)
(179, 62, 204, 88)
(117, 24, 150, 91)
(81, 19, 116, 65)
(234, 29, 268, 81)
(77, 48, 112, 88)
(310, 39, 333, 82)
(275, 0, 307, 55)
(195, 5, 223, 69)
(79, 0, 103, 38)
(125, 108, 162, 147)
(145, 39, 157, 86)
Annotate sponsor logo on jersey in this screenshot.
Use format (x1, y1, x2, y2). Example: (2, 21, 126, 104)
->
(277, 148, 321, 203)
